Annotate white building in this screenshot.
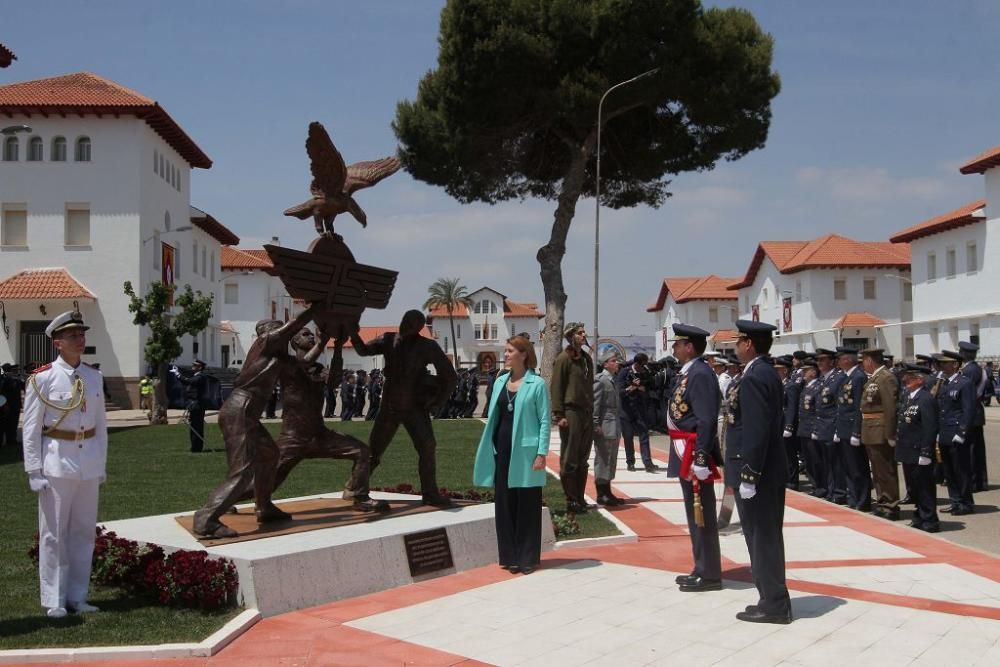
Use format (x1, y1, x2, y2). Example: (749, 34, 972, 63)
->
(0, 72, 230, 406)
(426, 286, 544, 372)
(729, 235, 912, 357)
(889, 194, 996, 356)
(646, 275, 739, 359)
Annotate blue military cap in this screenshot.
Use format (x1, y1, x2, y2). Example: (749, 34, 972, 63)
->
(814, 348, 836, 358)
(801, 358, 819, 369)
(735, 320, 777, 337)
(903, 363, 932, 375)
(671, 323, 710, 341)
(792, 350, 809, 361)
(915, 354, 933, 363)
(959, 341, 979, 353)
(940, 350, 962, 361)
(773, 356, 793, 368)
(835, 346, 858, 357)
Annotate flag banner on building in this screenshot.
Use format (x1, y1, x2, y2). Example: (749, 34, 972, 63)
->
(783, 297, 792, 332)
(161, 243, 176, 306)
(752, 304, 760, 322)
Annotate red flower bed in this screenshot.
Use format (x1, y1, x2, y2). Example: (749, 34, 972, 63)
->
(30, 526, 238, 611)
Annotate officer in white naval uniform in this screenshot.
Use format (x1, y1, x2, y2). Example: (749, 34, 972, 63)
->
(22, 310, 108, 619)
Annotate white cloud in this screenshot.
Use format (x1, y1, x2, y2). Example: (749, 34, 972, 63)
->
(794, 166, 949, 203)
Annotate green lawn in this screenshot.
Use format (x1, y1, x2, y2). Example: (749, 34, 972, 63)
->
(0, 419, 617, 649)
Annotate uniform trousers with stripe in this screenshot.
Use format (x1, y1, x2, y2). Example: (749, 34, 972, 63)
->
(37, 476, 100, 609)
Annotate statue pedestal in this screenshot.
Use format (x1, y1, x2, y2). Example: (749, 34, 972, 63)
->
(101, 492, 556, 617)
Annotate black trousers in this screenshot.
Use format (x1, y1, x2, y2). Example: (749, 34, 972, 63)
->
(783, 436, 800, 489)
(188, 406, 205, 453)
(941, 440, 974, 510)
(969, 425, 988, 489)
(369, 405, 440, 497)
(679, 478, 721, 581)
(822, 439, 846, 502)
(903, 462, 938, 528)
(494, 449, 542, 568)
(735, 481, 791, 616)
(802, 436, 827, 496)
(341, 398, 354, 420)
(842, 440, 872, 509)
(621, 413, 652, 467)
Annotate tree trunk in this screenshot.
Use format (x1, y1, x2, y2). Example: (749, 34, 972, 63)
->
(150, 362, 169, 425)
(537, 132, 596, 381)
(448, 310, 460, 369)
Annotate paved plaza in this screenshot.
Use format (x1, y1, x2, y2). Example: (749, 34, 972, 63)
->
(29, 419, 997, 667)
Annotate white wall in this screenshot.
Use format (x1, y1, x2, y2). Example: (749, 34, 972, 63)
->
(651, 295, 738, 359)
(219, 269, 304, 364)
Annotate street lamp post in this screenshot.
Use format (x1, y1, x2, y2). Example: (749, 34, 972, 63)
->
(594, 68, 659, 364)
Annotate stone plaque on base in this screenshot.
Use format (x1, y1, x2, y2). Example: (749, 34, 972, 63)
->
(404, 527, 454, 576)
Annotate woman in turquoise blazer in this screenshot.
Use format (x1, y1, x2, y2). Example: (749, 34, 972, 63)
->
(473, 335, 550, 573)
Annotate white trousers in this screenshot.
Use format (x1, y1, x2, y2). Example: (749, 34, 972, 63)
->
(38, 476, 100, 608)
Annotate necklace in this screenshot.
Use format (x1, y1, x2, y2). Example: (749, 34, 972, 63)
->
(503, 385, 517, 413)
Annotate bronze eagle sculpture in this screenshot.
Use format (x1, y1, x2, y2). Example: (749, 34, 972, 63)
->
(283, 121, 401, 237)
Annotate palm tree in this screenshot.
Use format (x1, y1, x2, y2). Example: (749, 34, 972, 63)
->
(424, 277, 473, 369)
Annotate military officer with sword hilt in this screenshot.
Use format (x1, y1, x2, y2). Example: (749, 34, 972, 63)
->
(667, 324, 723, 593)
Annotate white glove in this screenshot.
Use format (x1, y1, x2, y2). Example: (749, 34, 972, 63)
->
(918, 456, 932, 466)
(952, 434, 965, 444)
(28, 471, 49, 493)
(692, 465, 711, 481)
(170, 366, 180, 376)
(850, 436, 861, 447)
(782, 429, 792, 438)
(810, 433, 818, 440)
(833, 434, 841, 443)
(739, 482, 757, 499)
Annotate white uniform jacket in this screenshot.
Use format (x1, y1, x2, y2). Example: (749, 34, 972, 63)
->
(22, 357, 108, 480)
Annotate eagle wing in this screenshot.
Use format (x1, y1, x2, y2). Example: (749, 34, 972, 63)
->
(344, 156, 402, 194)
(306, 121, 347, 198)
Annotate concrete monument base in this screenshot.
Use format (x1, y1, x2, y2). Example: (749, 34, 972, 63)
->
(102, 492, 556, 617)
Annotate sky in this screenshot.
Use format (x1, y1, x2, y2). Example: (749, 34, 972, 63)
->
(4, 0, 1000, 337)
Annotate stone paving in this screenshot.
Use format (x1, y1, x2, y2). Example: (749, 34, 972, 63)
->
(13, 430, 1000, 666)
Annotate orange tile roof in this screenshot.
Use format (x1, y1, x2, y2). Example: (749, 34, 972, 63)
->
(221, 246, 273, 269)
(426, 299, 543, 319)
(889, 199, 986, 244)
(0, 72, 211, 168)
(0, 43, 15, 68)
(326, 325, 433, 349)
(427, 303, 470, 317)
(833, 312, 886, 328)
(730, 235, 911, 289)
(190, 206, 239, 246)
(710, 329, 739, 343)
(646, 275, 738, 312)
(0, 268, 95, 300)
(219, 320, 236, 333)
(960, 145, 1000, 175)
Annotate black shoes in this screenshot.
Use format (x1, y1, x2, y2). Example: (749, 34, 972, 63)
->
(675, 573, 697, 585)
(736, 608, 793, 624)
(626, 464, 636, 472)
(596, 494, 624, 507)
(951, 506, 974, 516)
(872, 508, 900, 521)
(566, 501, 589, 515)
(678, 576, 722, 592)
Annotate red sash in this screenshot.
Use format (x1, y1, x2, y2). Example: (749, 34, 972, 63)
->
(668, 428, 721, 482)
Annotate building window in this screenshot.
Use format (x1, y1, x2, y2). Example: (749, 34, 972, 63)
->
(903, 281, 912, 302)
(927, 252, 936, 281)
(175, 246, 180, 279)
(210, 330, 216, 362)
(159, 154, 165, 177)
(474, 325, 482, 340)
(946, 247, 956, 278)
(949, 324, 959, 346)
(27, 136, 43, 161)
(65, 207, 90, 246)
(743, 295, 749, 313)
(210, 252, 215, 281)
(201, 246, 207, 277)
(3, 136, 18, 161)
(762, 287, 769, 307)
(930, 326, 939, 351)
(967, 242, 978, 273)
(474, 301, 482, 314)
(795, 280, 802, 302)
(456, 324, 461, 338)
(491, 301, 498, 314)
(709, 306, 719, 323)
(154, 149, 159, 174)
(74, 137, 91, 162)
(834, 278, 847, 300)
(192, 242, 198, 274)
(153, 230, 160, 269)
(491, 324, 498, 339)
(863, 278, 876, 300)
(51, 136, 67, 162)
(971, 322, 980, 346)
(1, 207, 27, 246)
(224, 283, 238, 304)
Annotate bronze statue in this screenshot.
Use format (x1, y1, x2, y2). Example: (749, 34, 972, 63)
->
(269, 326, 388, 512)
(283, 121, 401, 238)
(192, 307, 317, 539)
(350, 310, 458, 507)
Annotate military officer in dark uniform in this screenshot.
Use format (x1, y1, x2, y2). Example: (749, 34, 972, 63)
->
(813, 349, 846, 504)
(172, 359, 208, 453)
(775, 356, 801, 490)
(727, 320, 792, 624)
(797, 358, 823, 496)
(896, 364, 939, 532)
(834, 347, 871, 511)
(958, 342, 988, 492)
(667, 324, 722, 592)
(1, 363, 25, 449)
(935, 350, 976, 515)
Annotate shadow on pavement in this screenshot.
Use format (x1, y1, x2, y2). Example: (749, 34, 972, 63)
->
(791, 594, 847, 619)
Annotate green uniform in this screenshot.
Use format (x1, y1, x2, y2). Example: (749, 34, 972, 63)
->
(550, 347, 594, 509)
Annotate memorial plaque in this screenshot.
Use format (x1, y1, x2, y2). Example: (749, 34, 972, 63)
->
(403, 527, 454, 576)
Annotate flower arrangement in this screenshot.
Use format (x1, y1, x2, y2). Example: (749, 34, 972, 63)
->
(30, 526, 238, 611)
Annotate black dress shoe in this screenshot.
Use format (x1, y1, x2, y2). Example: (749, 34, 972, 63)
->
(596, 495, 614, 506)
(566, 502, 588, 515)
(951, 506, 974, 516)
(645, 464, 662, 473)
(679, 577, 722, 592)
(922, 523, 941, 533)
(507, 565, 520, 573)
(520, 565, 536, 575)
(941, 506, 957, 514)
(627, 464, 636, 472)
(856, 503, 872, 513)
(674, 573, 698, 585)
(908, 520, 924, 529)
(832, 497, 848, 506)
(736, 608, 792, 624)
